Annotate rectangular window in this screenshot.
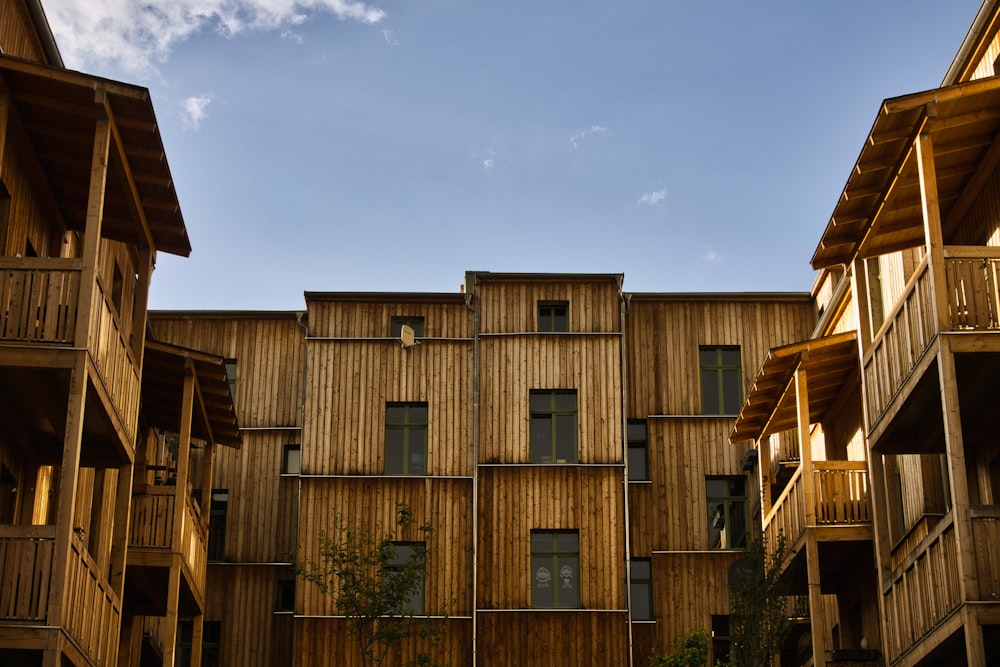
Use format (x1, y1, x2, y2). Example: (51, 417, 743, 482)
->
(223, 359, 238, 401)
(276, 579, 295, 612)
(385, 402, 428, 475)
(711, 615, 732, 664)
(391, 316, 425, 337)
(707, 477, 747, 549)
(282, 444, 301, 475)
(537, 301, 569, 332)
(177, 620, 221, 667)
(388, 542, 426, 614)
(529, 390, 577, 463)
(699, 346, 742, 415)
(531, 530, 580, 608)
(627, 420, 649, 481)
(208, 490, 228, 561)
(630, 558, 653, 620)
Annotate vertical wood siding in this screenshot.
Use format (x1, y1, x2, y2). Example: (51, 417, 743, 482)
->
(625, 297, 814, 418)
(476, 279, 622, 334)
(294, 617, 472, 667)
(307, 299, 472, 339)
(954, 162, 1000, 245)
(477, 611, 628, 666)
(478, 335, 623, 464)
(0, 2, 49, 69)
(303, 339, 473, 476)
(652, 552, 739, 654)
(297, 477, 473, 616)
(476, 466, 625, 609)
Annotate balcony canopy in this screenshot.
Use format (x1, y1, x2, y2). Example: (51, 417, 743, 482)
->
(142, 341, 241, 448)
(0, 55, 191, 256)
(812, 75, 1000, 269)
(730, 332, 857, 443)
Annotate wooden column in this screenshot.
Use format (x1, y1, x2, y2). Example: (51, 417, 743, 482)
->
(132, 246, 153, 363)
(200, 442, 216, 530)
(190, 615, 205, 667)
(109, 462, 133, 594)
(758, 434, 772, 519)
(915, 130, 950, 332)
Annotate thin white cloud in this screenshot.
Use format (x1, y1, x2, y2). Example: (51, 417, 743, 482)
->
(180, 94, 214, 130)
(381, 29, 399, 46)
(482, 159, 495, 170)
(702, 246, 722, 263)
(44, 0, 386, 76)
(569, 124, 609, 150)
(637, 188, 667, 206)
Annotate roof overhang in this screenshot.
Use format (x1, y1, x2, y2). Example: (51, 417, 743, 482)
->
(730, 331, 858, 443)
(812, 75, 1000, 270)
(142, 341, 241, 449)
(0, 54, 191, 256)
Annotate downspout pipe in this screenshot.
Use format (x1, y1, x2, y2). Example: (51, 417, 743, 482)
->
(463, 273, 480, 667)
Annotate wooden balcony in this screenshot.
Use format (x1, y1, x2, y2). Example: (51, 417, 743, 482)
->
(126, 484, 209, 614)
(863, 247, 1000, 433)
(764, 461, 872, 559)
(0, 524, 121, 666)
(0, 256, 141, 450)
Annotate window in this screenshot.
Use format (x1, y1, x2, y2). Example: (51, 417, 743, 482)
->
(630, 558, 653, 620)
(282, 444, 301, 475)
(223, 359, 237, 401)
(530, 390, 577, 463)
(276, 579, 295, 612)
(208, 490, 228, 561)
(385, 403, 428, 475)
(627, 420, 649, 481)
(699, 346, 742, 415)
(111, 260, 124, 315)
(391, 316, 425, 337)
(707, 477, 747, 549)
(387, 542, 426, 614)
(537, 301, 569, 332)
(177, 620, 221, 667)
(711, 615, 732, 664)
(531, 530, 580, 608)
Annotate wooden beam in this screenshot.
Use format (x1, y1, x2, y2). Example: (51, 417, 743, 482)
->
(105, 97, 155, 251)
(915, 131, 951, 332)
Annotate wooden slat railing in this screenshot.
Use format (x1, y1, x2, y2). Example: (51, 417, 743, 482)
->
(763, 465, 805, 559)
(768, 430, 800, 478)
(943, 246, 1000, 330)
(970, 506, 1000, 601)
(65, 533, 121, 667)
(0, 524, 55, 621)
(812, 461, 870, 525)
(882, 513, 960, 663)
(89, 279, 140, 442)
(0, 258, 81, 343)
(130, 486, 208, 584)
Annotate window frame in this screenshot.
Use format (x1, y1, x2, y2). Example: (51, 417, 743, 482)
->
(390, 316, 425, 338)
(529, 389, 578, 464)
(530, 529, 581, 609)
(630, 557, 653, 621)
(276, 579, 295, 613)
(282, 444, 301, 475)
(706, 476, 748, 550)
(207, 489, 228, 561)
(385, 402, 429, 475)
(387, 541, 426, 615)
(537, 300, 569, 332)
(627, 419, 649, 482)
(699, 346, 742, 415)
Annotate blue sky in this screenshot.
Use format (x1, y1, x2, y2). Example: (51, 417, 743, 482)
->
(44, 0, 984, 309)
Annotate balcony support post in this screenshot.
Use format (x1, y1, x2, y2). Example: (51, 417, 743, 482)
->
(109, 461, 133, 594)
(915, 130, 950, 332)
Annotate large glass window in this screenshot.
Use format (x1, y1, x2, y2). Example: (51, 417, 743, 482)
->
(699, 346, 742, 415)
(627, 420, 649, 481)
(537, 301, 569, 332)
(706, 477, 747, 549)
(530, 390, 577, 463)
(630, 558, 653, 620)
(531, 530, 580, 608)
(385, 402, 428, 475)
(387, 542, 426, 614)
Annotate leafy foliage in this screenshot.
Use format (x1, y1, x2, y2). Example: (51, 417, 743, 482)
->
(649, 627, 710, 667)
(297, 504, 444, 667)
(718, 533, 796, 667)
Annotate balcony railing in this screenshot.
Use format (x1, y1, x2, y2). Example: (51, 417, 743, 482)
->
(970, 506, 1000, 600)
(882, 513, 961, 663)
(0, 257, 140, 442)
(864, 247, 1000, 429)
(0, 524, 55, 621)
(763, 462, 871, 560)
(130, 485, 208, 585)
(65, 532, 121, 667)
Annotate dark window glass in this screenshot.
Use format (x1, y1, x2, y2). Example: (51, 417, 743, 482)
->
(712, 615, 732, 664)
(282, 444, 301, 474)
(699, 346, 742, 415)
(385, 403, 428, 475)
(529, 390, 577, 463)
(707, 476, 747, 549)
(223, 359, 237, 401)
(537, 301, 569, 332)
(388, 542, 425, 614)
(531, 530, 580, 608)
(208, 490, 228, 561)
(176, 620, 221, 667)
(630, 558, 653, 620)
(276, 579, 295, 612)
(390, 316, 425, 337)
(627, 420, 648, 481)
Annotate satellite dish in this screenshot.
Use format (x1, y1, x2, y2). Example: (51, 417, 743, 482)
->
(400, 324, 416, 348)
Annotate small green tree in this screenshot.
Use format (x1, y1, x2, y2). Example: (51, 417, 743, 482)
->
(649, 627, 710, 667)
(719, 533, 796, 667)
(298, 504, 444, 667)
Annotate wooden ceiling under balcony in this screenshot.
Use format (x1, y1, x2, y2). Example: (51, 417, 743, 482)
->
(0, 55, 191, 256)
(813, 75, 1000, 269)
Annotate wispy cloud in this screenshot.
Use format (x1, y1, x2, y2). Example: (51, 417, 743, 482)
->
(482, 159, 495, 170)
(45, 0, 386, 76)
(569, 124, 608, 151)
(180, 93, 214, 130)
(702, 246, 722, 263)
(637, 188, 667, 206)
(381, 29, 399, 46)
